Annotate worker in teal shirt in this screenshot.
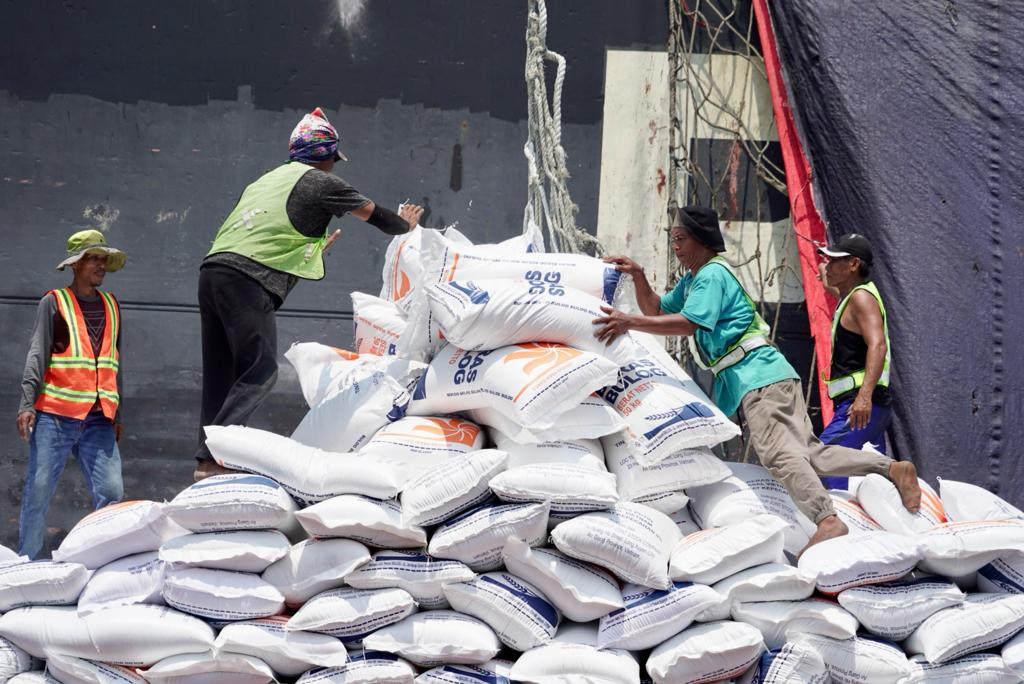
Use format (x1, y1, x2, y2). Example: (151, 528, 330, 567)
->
(593, 206, 921, 552)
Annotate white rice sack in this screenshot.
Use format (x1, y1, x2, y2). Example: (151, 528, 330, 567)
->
(345, 551, 475, 610)
(857, 473, 947, 536)
(261, 538, 370, 605)
(489, 463, 619, 514)
(688, 462, 816, 556)
(6, 674, 56, 684)
(493, 432, 606, 469)
(380, 225, 474, 313)
(409, 343, 619, 431)
(297, 649, 416, 683)
(0, 636, 33, 682)
(443, 572, 560, 651)
(737, 642, 828, 684)
(597, 581, 722, 650)
(918, 520, 1024, 576)
(402, 449, 507, 526)
(75, 552, 165, 616)
(797, 530, 923, 594)
(829, 490, 883, 535)
(939, 478, 1024, 522)
(214, 617, 347, 677)
(416, 660, 514, 684)
(671, 506, 702, 536)
(551, 502, 680, 589)
(602, 433, 727, 512)
(295, 495, 427, 548)
(1004, 629, 1024, 679)
(162, 568, 285, 621)
(428, 502, 549, 572)
(595, 332, 741, 465)
(284, 342, 423, 409)
(287, 587, 416, 643)
(359, 416, 485, 484)
(362, 611, 501, 668)
(0, 545, 22, 564)
(165, 473, 301, 537)
(159, 530, 290, 573)
(978, 554, 1024, 593)
(904, 593, 1024, 664)
(139, 651, 275, 684)
(353, 292, 406, 356)
(501, 538, 622, 622)
(789, 632, 912, 684)
(509, 622, 639, 684)
(902, 653, 1020, 684)
(646, 620, 765, 684)
(290, 373, 410, 455)
(44, 652, 146, 683)
(421, 278, 636, 365)
(0, 604, 213, 665)
(837, 576, 965, 641)
(0, 560, 90, 611)
(732, 598, 859, 650)
(699, 563, 816, 623)
(205, 425, 402, 505)
(470, 396, 624, 444)
(420, 227, 621, 304)
(51, 500, 186, 569)
(669, 514, 789, 586)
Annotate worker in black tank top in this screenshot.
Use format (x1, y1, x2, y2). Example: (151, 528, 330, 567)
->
(817, 234, 894, 452)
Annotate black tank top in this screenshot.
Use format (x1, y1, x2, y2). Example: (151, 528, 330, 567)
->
(830, 315, 891, 405)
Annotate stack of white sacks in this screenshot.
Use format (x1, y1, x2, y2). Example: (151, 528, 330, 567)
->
(1, 226, 1023, 683)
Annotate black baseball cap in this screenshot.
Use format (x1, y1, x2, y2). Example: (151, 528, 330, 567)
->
(818, 233, 873, 266)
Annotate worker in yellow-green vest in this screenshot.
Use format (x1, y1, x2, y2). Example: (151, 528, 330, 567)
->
(16, 229, 127, 559)
(817, 233, 893, 452)
(194, 107, 423, 481)
(592, 206, 920, 552)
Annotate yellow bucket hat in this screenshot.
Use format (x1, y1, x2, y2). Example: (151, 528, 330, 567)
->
(56, 229, 127, 272)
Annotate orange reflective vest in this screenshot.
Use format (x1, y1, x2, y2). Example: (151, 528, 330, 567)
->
(34, 288, 120, 420)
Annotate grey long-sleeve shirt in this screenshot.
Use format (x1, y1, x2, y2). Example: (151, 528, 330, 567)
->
(19, 292, 123, 420)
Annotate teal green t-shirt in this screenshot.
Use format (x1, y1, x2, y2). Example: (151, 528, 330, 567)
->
(660, 262, 798, 416)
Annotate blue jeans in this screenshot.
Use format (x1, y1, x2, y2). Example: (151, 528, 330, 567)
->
(819, 397, 893, 454)
(19, 411, 124, 559)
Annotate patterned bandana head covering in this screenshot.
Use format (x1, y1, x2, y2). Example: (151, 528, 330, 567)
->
(288, 107, 348, 163)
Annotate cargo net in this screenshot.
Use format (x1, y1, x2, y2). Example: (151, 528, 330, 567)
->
(667, 0, 811, 455)
(523, 0, 603, 256)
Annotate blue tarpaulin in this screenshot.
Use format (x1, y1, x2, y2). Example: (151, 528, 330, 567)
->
(768, 1, 1024, 504)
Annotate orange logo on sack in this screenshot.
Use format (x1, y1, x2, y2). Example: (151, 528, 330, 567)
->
(502, 343, 582, 401)
(389, 417, 481, 447)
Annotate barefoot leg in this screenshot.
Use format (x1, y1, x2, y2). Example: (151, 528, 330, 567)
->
(799, 514, 849, 557)
(888, 461, 921, 513)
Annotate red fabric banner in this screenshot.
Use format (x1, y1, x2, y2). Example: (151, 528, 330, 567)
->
(751, 0, 836, 423)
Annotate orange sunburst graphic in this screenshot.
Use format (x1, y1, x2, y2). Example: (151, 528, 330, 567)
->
(331, 347, 360, 360)
(403, 417, 481, 447)
(502, 343, 583, 401)
(395, 271, 411, 300)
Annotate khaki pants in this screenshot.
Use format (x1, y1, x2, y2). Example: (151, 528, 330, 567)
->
(740, 379, 892, 524)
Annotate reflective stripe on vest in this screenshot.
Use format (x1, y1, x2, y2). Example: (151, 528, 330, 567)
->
(207, 162, 328, 280)
(687, 256, 773, 375)
(825, 281, 891, 399)
(35, 288, 120, 420)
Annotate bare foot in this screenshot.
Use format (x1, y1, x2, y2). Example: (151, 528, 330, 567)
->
(889, 461, 921, 513)
(193, 459, 235, 483)
(800, 515, 849, 557)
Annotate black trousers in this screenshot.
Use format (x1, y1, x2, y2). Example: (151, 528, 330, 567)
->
(195, 265, 279, 462)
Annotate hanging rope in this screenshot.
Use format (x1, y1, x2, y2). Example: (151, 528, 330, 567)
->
(523, 0, 603, 255)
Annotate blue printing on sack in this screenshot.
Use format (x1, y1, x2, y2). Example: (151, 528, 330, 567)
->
(479, 574, 559, 628)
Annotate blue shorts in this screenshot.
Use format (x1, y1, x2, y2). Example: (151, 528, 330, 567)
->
(819, 396, 892, 453)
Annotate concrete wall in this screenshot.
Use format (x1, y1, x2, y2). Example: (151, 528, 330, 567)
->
(0, 1, 667, 552)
